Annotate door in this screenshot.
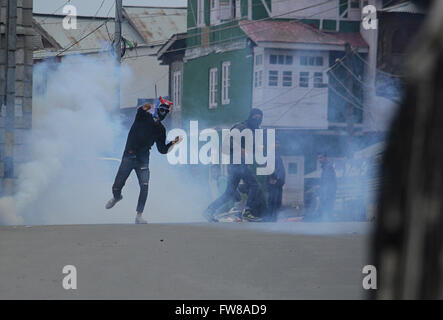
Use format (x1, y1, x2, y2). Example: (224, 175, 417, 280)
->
(281, 156, 304, 207)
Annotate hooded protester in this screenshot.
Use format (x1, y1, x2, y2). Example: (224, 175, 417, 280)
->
(203, 108, 267, 222)
(265, 140, 285, 222)
(105, 97, 181, 224)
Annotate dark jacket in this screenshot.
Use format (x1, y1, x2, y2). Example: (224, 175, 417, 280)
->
(123, 107, 172, 162)
(319, 161, 337, 202)
(267, 153, 286, 188)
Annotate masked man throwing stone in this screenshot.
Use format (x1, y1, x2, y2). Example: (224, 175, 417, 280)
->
(105, 97, 180, 224)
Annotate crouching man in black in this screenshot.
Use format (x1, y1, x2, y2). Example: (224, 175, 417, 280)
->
(203, 108, 267, 222)
(105, 99, 180, 224)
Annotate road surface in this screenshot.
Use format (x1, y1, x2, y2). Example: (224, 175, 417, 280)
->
(0, 222, 370, 299)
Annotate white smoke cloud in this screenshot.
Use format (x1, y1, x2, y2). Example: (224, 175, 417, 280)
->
(0, 53, 209, 226)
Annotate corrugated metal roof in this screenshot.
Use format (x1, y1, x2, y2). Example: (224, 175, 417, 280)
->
(123, 7, 186, 45)
(239, 20, 368, 48)
(382, 1, 426, 14)
(33, 6, 186, 58)
(33, 14, 145, 57)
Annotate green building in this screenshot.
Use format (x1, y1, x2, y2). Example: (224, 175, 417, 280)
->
(162, 0, 387, 211)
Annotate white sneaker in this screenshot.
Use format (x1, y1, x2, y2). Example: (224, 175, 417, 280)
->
(135, 215, 148, 224)
(105, 196, 122, 209)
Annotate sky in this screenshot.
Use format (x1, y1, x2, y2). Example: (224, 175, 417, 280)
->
(33, 0, 187, 16)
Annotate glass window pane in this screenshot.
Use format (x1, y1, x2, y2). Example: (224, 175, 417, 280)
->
(313, 72, 325, 88)
(285, 56, 293, 65)
(283, 71, 292, 87)
(299, 72, 309, 88)
(269, 70, 278, 86)
(270, 55, 277, 64)
(309, 57, 315, 66)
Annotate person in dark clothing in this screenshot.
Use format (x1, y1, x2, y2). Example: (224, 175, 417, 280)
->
(316, 152, 337, 221)
(265, 140, 285, 222)
(203, 108, 267, 222)
(105, 98, 180, 224)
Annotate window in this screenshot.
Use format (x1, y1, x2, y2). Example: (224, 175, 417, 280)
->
(270, 54, 292, 65)
(209, 68, 218, 108)
(219, 0, 233, 21)
(222, 61, 231, 104)
(173, 71, 182, 107)
(210, 0, 220, 25)
(255, 54, 263, 66)
(309, 57, 315, 66)
(268, 70, 278, 87)
(197, 0, 205, 26)
(235, 0, 241, 18)
(270, 55, 277, 64)
(300, 55, 323, 66)
(299, 72, 309, 88)
(314, 72, 326, 88)
(282, 71, 292, 87)
(285, 55, 293, 65)
(254, 70, 263, 88)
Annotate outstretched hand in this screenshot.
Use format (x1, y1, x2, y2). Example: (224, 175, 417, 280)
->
(167, 136, 183, 154)
(172, 136, 182, 145)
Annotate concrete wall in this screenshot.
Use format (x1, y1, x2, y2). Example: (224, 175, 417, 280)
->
(0, 0, 33, 194)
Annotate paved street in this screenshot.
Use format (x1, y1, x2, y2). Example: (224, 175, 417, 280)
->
(0, 222, 370, 299)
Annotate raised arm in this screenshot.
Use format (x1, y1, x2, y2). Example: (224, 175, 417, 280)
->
(135, 102, 152, 121)
(155, 126, 173, 154)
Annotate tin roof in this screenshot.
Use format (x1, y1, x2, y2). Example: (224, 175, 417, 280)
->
(239, 20, 368, 49)
(33, 6, 186, 58)
(33, 14, 144, 57)
(123, 6, 187, 45)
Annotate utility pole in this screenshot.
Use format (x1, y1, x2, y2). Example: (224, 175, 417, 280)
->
(4, 0, 17, 195)
(114, 0, 123, 111)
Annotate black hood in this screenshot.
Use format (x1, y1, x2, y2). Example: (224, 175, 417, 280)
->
(246, 108, 263, 129)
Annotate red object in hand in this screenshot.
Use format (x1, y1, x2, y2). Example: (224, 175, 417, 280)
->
(159, 96, 173, 110)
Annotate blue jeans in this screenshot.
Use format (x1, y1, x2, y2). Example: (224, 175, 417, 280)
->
(112, 155, 150, 213)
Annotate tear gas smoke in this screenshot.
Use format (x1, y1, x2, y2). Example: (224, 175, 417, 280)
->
(0, 53, 208, 225)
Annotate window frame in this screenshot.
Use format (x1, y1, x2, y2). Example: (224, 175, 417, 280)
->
(268, 70, 279, 87)
(221, 61, 231, 105)
(313, 72, 326, 88)
(209, 67, 218, 109)
(299, 71, 309, 88)
(173, 70, 182, 108)
(282, 71, 293, 87)
(197, 0, 205, 27)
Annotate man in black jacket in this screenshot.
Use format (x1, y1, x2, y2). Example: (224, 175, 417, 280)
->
(203, 108, 266, 222)
(105, 99, 180, 224)
(266, 140, 285, 222)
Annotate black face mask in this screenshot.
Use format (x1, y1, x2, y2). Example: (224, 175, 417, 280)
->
(155, 105, 170, 121)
